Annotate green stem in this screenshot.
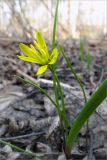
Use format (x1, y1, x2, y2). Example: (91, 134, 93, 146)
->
(53, 69, 70, 128)
(50, 66, 68, 148)
(66, 79, 107, 153)
(50, 67, 71, 132)
(51, 0, 60, 116)
(51, 0, 61, 117)
(52, 0, 59, 50)
(51, 68, 62, 118)
(59, 45, 87, 103)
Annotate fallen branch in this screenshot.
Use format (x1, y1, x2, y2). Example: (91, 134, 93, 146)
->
(0, 131, 45, 141)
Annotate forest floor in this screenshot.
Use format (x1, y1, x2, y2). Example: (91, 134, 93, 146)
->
(0, 37, 107, 160)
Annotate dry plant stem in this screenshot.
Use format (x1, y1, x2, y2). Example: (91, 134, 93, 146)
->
(0, 131, 45, 141)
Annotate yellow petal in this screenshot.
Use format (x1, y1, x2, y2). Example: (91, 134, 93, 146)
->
(30, 44, 36, 52)
(36, 32, 49, 57)
(49, 48, 58, 64)
(17, 55, 42, 64)
(34, 40, 40, 50)
(19, 43, 46, 64)
(34, 41, 49, 63)
(34, 32, 49, 59)
(36, 65, 48, 76)
(29, 44, 45, 63)
(34, 41, 45, 56)
(19, 43, 35, 58)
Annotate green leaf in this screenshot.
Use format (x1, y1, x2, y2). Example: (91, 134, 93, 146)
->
(66, 79, 107, 153)
(36, 65, 48, 76)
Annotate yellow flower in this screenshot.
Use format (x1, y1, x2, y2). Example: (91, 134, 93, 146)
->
(18, 32, 58, 76)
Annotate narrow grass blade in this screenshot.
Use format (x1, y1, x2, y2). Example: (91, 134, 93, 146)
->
(80, 39, 85, 61)
(0, 140, 41, 160)
(87, 52, 93, 71)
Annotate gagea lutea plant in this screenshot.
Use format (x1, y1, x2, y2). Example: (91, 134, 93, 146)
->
(17, 30, 107, 157)
(0, 0, 106, 159)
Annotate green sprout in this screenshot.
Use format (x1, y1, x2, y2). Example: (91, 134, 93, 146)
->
(87, 51, 93, 71)
(80, 38, 85, 61)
